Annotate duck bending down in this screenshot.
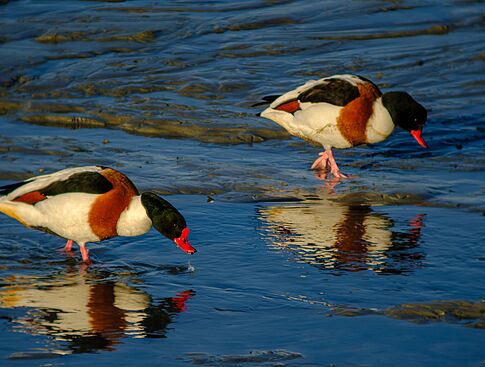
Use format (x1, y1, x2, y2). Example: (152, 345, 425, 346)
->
(256, 74, 428, 178)
(0, 166, 196, 263)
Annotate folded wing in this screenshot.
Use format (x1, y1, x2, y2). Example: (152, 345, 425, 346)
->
(0, 166, 112, 205)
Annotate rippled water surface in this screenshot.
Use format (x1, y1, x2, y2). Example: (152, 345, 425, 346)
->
(0, 1, 484, 366)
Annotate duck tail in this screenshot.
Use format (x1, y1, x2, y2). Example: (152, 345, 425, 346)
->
(0, 181, 25, 197)
(251, 94, 280, 108)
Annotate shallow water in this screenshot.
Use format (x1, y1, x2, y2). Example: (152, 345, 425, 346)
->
(0, 0, 484, 366)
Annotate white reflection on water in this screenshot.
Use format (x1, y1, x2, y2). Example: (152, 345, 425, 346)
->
(0, 267, 193, 355)
(259, 198, 425, 274)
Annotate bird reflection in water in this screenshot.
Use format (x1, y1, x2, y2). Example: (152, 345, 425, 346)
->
(0, 267, 194, 355)
(259, 200, 425, 274)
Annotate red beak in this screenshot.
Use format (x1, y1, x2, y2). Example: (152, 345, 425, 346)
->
(410, 129, 428, 148)
(174, 228, 196, 254)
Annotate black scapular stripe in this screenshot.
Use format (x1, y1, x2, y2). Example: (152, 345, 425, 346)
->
(299, 78, 360, 106)
(0, 181, 26, 196)
(40, 171, 113, 196)
(251, 95, 281, 108)
(1, 171, 113, 199)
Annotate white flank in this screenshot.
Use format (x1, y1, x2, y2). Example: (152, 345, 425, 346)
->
(262, 102, 351, 149)
(11, 192, 100, 243)
(294, 103, 351, 149)
(116, 196, 152, 237)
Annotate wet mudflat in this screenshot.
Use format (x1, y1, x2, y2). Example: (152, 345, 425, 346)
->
(0, 1, 484, 366)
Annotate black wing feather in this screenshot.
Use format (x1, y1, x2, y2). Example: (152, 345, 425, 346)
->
(0, 181, 26, 196)
(299, 78, 361, 106)
(40, 171, 113, 196)
(1, 170, 112, 201)
(251, 95, 281, 107)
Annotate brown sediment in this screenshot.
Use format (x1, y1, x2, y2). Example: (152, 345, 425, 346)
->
(96, 6, 151, 13)
(0, 99, 290, 144)
(27, 103, 85, 114)
(21, 114, 107, 128)
(177, 80, 251, 99)
(331, 300, 485, 328)
(473, 52, 485, 61)
(120, 119, 289, 144)
(317, 25, 450, 41)
(0, 100, 22, 113)
(36, 29, 157, 44)
(99, 30, 157, 43)
(378, 5, 414, 12)
(0, 99, 87, 116)
(335, 191, 427, 206)
(0, 141, 68, 157)
(185, 350, 303, 365)
(178, 83, 225, 100)
(106, 47, 135, 53)
(1, 75, 34, 89)
(213, 17, 297, 33)
(77, 83, 167, 97)
(46, 52, 98, 60)
(92, 111, 133, 126)
(385, 301, 485, 328)
(218, 42, 306, 59)
(36, 31, 94, 44)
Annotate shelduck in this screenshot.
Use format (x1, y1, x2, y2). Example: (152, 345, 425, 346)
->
(256, 74, 428, 178)
(0, 166, 196, 263)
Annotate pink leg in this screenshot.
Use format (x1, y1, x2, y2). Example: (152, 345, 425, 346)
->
(63, 239, 74, 252)
(80, 246, 92, 264)
(326, 149, 347, 178)
(311, 149, 347, 178)
(311, 151, 329, 170)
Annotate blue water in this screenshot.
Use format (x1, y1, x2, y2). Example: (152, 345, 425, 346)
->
(0, 0, 484, 366)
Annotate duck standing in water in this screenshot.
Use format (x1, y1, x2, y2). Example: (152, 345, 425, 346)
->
(0, 166, 196, 263)
(256, 74, 428, 178)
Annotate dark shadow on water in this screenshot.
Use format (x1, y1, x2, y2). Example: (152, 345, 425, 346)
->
(258, 197, 425, 274)
(0, 265, 194, 357)
(183, 349, 304, 366)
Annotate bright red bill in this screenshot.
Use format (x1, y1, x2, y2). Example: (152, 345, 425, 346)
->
(174, 228, 196, 254)
(410, 129, 428, 148)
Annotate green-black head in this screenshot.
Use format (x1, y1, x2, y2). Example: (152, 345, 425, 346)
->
(382, 91, 428, 148)
(141, 192, 196, 254)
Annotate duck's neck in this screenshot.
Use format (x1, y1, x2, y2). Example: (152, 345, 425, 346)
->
(116, 196, 152, 237)
(366, 97, 395, 144)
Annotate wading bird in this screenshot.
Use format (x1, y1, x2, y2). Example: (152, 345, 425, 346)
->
(0, 166, 196, 263)
(256, 74, 428, 178)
